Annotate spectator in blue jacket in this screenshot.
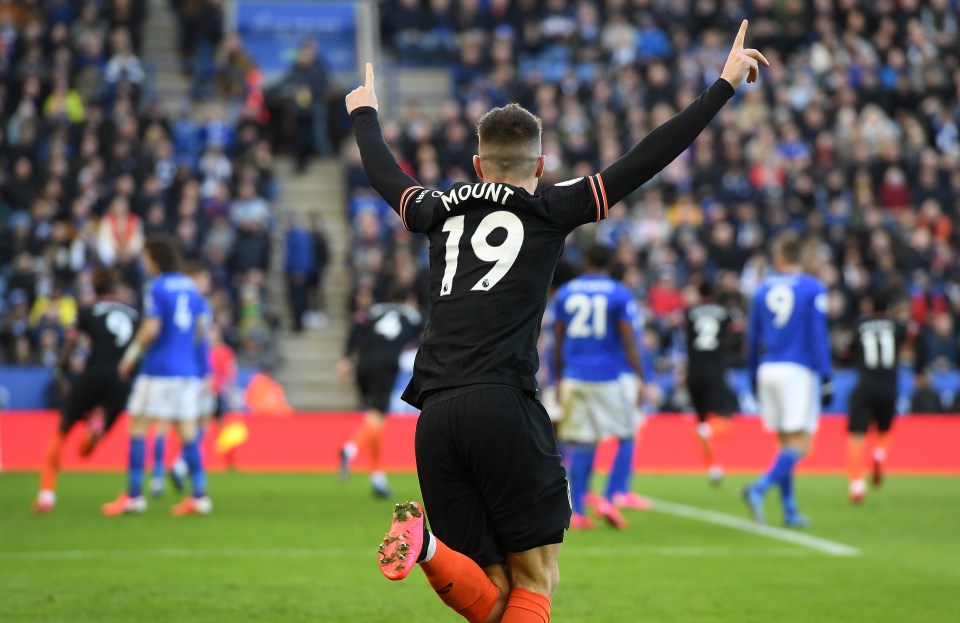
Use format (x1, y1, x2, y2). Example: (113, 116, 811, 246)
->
(285, 214, 316, 333)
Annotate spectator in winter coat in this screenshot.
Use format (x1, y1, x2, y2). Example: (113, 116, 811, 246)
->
(284, 214, 316, 332)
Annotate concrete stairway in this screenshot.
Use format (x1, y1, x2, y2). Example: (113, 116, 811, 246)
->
(268, 159, 357, 411)
(142, 0, 191, 102)
(383, 66, 452, 120)
(139, 0, 357, 410)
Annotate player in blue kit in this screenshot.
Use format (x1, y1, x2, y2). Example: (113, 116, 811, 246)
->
(103, 235, 213, 516)
(743, 232, 832, 527)
(553, 246, 645, 530)
(157, 263, 216, 497)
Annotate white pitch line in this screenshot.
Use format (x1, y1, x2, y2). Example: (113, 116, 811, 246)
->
(0, 548, 363, 561)
(0, 545, 813, 562)
(566, 545, 814, 558)
(648, 498, 861, 557)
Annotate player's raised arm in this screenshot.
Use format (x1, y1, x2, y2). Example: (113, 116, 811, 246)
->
(347, 63, 423, 224)
(599, 20, 769, 207)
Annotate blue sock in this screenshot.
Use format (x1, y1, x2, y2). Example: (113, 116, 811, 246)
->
(178, 425, 205, 467)
(778, 450, 802, 516)
(152, 435, 166, 480)
(128, 437, 146, 498)
(606, 438, 635, 499)
(182, 439, 207, 498)
(568, 444, 596, 516)
(753, 448, 801, 496)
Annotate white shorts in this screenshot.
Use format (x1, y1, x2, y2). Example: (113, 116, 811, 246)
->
(757, 362, 819, 434)
(540, 385, 562, 423)
(128, 376, 203, 421)
(198, 381, 216, 419)
(558, 378, 633, 444)
(617, 373, 645, 431)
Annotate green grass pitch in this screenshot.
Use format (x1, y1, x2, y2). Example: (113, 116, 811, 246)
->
(1, 472, 958, 622)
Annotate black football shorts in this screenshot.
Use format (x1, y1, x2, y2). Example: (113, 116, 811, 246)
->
(688, 369, 737, 422)
(848, 381, 897, 434)
(59, 367, 131, 434)
(415, 384, 571, 568)
(356, 364, 398, 414)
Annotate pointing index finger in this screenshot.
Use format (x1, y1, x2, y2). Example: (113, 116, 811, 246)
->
(733, 19, 748, 50)
(365, 62, 375, 89)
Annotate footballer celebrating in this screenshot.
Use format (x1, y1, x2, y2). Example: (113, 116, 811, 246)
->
(348, 20, 767, 623)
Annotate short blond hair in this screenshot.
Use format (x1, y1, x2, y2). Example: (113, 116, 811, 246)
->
(771, 230, 802, 265)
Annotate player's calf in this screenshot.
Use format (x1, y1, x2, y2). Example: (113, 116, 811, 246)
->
(502, 544, 561, 622)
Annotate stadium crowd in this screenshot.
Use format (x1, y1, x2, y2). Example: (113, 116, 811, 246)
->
(347, 0, 960, 410)
(0, 0, 279, 372)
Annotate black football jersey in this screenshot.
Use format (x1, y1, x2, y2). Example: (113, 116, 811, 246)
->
(685, 303, 731, 374)
(852, 315, 905, 384)
(397, 177, 609, 407)
(347, 302, 423, 369)
(77, 300, 140, 369)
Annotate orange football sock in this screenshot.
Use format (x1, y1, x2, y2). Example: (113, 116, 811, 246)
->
(696, 423, 713, 466)
(420, 538, 499, 623)
(369, 426, 382, 471)
(847, 437, 865, 483)
(39, 430, 66, 492)
(701, 438, 714, 467)
(350, 419, 379, 460)
(876, 432, 892, 460)
(710, 416, 732, 436)
(502, 587, 551, 623)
